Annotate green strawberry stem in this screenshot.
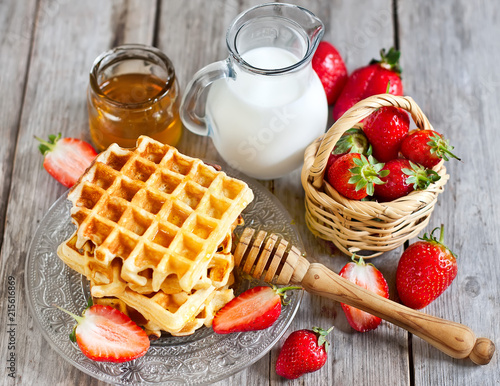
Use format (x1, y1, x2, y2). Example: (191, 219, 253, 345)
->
(275, 285, 303, 305)
(428, 133, 461, 162)
(370, 47, 402, 74)
(333, 128, 370, 155)
(312, 326, 334, 352)
(54, 305, 84, 324)
(419, 224, 457, 258)
(402, 161, 441, 190)
(349, 155, 388, 196)
(35, 133, 62, 156)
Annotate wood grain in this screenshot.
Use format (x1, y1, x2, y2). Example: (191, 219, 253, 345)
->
(0, 1, 156, 385)
(399, 0, 500, 383)
(0, 0, 498, 385)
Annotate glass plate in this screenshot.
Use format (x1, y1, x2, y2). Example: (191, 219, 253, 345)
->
(25, 165, 303, 385)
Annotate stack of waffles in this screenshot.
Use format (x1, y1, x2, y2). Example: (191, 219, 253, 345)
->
(57, 136, 254, 337)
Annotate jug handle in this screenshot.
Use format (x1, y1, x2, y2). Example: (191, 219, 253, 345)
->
(180, 59, 233, 136)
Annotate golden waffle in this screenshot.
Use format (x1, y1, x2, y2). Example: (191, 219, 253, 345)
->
(93, 284, 234, 337)
(67, 136, 254, 293)
(58, 233, 235, 335)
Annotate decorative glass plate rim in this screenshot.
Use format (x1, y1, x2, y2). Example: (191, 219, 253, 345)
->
(25, 165, 304, 385)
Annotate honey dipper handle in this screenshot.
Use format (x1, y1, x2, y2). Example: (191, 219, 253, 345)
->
(301, 263, 495, 365)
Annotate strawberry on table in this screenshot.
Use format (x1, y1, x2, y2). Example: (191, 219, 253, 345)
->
(212, 285, 301, 334)
(36, 133, 97, 188)
(339, 256, 389, 332)
(326, 153, 388, 200)
(312, 41, 348, 105)
(401, 129, 460, 168)
(363, 106, 410, 162)
(332, 47, 403, 121)
(396, 225, 458, 309)
(374, 159, 441, 201)
(275, 326, 333, 380)
(57, 303, 150, 362)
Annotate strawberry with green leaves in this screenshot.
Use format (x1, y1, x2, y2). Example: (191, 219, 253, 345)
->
(332, 47, 403, 121)
(36, 133, 97, 188)
(339, 256, 389, 332)
(212, 285, 301, 334)
(57, 301, 150, 362)
(396, 225, 457, 309)
(401, 129, 460, 168)
(363, 106, 410, 162)
(375, 159, 441, 201)
(275, 326, 333, 379)
(325, 128, 371, 172)
(326, 153, 388, 200)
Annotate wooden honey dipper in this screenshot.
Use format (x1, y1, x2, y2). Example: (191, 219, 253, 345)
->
(233, 227, 495, 365)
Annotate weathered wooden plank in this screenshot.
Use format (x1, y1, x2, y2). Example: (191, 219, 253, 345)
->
(399, 0, 500, 383)
(0, 0, 37, 248)
(0, 1, 156, 385)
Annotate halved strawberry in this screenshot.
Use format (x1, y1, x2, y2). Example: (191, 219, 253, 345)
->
(57, 304, 150, 362)
(338, 256, 389, 332)
(36, 133, 97, 188)
(212, 285, 301, 334)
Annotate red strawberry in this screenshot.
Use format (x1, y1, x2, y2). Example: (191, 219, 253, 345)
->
(332, 48, 403, 121)
(36, 133, 97, 188)
(374, 159, 441, 201)
(363, 106, 410, 162)
(401, 129, 460, 168)
(338, 256, 389, 332)
(325, 128, 371, 172)
(275, 326, 333, 379)
(396, 225, 457, 309)
(57, 304, 150, 362)
(312, 41, 348, 105)
(326, 153, 388, 200)
(212, 285, 301, 334)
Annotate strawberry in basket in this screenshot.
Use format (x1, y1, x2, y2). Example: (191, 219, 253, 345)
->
(326, 153, 388, 200)
(363, 106, 409, 162)
(374, 159, 441, 201)
(325, 128, 371, 172)
(332, 48, 403, 121)
(401, 129, 460, 168)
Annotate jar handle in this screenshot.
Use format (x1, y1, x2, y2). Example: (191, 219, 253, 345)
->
(180, 59, 233, 136)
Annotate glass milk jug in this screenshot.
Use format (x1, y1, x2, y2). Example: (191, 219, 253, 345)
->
(180, 3, 328, 180)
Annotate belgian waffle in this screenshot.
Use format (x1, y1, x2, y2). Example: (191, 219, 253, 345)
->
(67, 136, 253, 293)
(58, 232, 235, 335)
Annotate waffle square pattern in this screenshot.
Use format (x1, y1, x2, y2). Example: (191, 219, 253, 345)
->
(58, 136, 254, 335)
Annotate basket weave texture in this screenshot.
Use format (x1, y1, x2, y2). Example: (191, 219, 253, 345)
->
(301, 94, 449, 258)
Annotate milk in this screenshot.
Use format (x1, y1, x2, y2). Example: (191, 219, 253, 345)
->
(206, 46, 328, 179)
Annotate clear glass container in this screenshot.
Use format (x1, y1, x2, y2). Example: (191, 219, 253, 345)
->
(88, 44, 182, 151)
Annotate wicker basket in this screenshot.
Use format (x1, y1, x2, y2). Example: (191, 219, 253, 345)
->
(301, 94, 449, 258)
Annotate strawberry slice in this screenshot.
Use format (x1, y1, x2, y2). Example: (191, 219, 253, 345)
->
(338, 256, 389, 332)
(212, 285, 301, 334)
(57, 304, 150, 362)
(36, 133, 97, 188)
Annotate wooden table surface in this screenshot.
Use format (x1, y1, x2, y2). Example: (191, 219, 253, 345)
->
(1, 0, 499, 385)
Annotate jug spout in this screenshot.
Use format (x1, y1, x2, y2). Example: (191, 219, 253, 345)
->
(297, 6, 324, 51)
(226, 3, 324, 73)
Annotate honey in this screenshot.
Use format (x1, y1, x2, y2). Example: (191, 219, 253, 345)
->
(88, 45, 182, 151)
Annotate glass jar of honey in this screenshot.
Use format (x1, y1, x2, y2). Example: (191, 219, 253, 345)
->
(87, 44, 182, 151)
